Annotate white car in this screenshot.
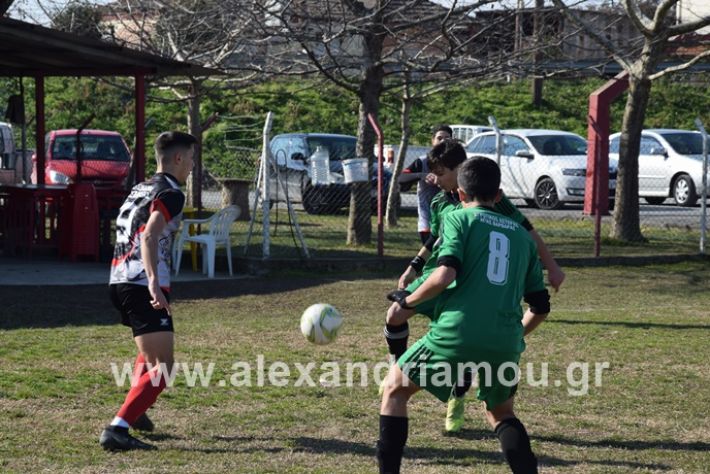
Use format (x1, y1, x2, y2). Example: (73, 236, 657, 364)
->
(465, 129, 617, 210)
(451, 124, 492, 144)
(609, 129, 708, 206)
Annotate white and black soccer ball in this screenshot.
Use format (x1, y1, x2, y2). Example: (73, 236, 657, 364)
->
(300, 303, 343, 345)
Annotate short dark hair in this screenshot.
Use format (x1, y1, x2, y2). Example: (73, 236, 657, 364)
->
(154, 131, 197, 160)
(428, 138, 466, 173)
(432, 124, 453, 137)
(457, 156, 500, 202)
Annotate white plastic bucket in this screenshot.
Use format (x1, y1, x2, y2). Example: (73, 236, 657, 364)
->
(309, 146, 330, 185)
(342, 158, 369, 184)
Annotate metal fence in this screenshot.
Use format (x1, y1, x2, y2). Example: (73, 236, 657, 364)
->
(187, 113, 709, 265)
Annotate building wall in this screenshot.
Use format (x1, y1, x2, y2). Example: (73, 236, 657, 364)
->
(677, 0, 710, 34)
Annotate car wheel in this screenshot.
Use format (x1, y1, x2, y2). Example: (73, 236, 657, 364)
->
(644, 197, 666, 205)
(534, 177, 564, 210)
(303, 183, 346, 214)
(673, 174, 697, 207)
(302, 184, 324, 214)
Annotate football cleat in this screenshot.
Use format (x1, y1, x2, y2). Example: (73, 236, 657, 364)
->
(99, 426, 157, 451)
(445, 395, 465, 433)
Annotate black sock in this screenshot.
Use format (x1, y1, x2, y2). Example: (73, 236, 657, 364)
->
(453, 369, 473, 398)
(494, 418, 538, 474)
(383, 323, 409, 361)
(376, 415, 408, 474)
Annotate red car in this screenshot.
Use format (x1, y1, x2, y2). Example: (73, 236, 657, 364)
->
(32, 129, 131, 188)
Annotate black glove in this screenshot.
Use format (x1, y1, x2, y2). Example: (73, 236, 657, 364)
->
(386, 290, 414, 309)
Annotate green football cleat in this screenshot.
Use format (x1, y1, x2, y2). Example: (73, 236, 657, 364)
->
(445, 395, 465, 432)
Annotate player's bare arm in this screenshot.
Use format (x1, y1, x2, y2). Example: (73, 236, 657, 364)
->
(398, 247, 432, 289)
(522, 309, 548, 336)
(405, 265, 456, 308)
(141, 210, 170, 315)
(529, 229, 565, 292)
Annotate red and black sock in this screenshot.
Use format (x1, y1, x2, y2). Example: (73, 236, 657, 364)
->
(116, 365, 167, 426)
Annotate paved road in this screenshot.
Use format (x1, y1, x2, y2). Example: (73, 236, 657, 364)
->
(203, 190, 709, 229)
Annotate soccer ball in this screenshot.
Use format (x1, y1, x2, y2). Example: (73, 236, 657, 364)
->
(300, 303, 343, 345)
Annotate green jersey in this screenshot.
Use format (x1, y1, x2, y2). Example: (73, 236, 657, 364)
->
(422, 206, 545, 357)
(414, 191, 530, 283)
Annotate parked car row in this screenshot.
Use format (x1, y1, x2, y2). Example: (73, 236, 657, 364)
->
(609, 129, 707, 207)
(463, 126, 707, 209)
(9, 123, 703, 214)
(465, 129, 617, 210)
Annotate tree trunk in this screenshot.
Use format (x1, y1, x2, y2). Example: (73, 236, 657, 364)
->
(611, 42, 661, 242)
(386, 93, 412, 228)
(349, 101, 376, 245)
(348, 33, 384, 245)
(611, 75, 652, 241)
(186, 79, 202, 211)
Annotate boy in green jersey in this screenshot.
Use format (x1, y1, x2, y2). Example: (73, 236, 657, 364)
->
(384, 140, 563, 432)
(377, 157, 550, 474)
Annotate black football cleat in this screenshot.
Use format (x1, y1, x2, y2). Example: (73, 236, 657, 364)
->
(132, 413, 154, 432)
(99, 426, 157, 451)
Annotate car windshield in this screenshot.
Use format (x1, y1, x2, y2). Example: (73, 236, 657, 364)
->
(659, 132, 704, 155)
(306, 136, 357, 161)
(527, 135, 587, 155)
(52, 135, 130, 162)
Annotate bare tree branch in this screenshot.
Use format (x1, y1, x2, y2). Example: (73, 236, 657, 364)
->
(668, 16, 710, 36)
(551, 0, 633, 71)
(649, 48, 710, 80)
(621, 0, 654, 36)
(651, 0, 679, 33)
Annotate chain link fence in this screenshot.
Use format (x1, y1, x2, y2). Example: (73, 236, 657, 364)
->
(181, 114, 709, 270)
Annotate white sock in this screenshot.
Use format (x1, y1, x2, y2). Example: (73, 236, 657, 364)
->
(110, 416, 130, 429)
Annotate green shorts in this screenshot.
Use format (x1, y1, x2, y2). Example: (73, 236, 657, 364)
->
(397, 338, 520, 410)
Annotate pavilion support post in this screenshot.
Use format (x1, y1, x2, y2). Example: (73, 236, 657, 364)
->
(35, 75, 45, 185)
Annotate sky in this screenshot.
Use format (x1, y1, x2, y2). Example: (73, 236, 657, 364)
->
(7, 0, 614, 25)
(12, 0, 707, 33)
(7, 0, 113, 25)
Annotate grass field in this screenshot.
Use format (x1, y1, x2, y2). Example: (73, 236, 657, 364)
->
(230, 207, 704, 259)
(1, 261, 709, 473)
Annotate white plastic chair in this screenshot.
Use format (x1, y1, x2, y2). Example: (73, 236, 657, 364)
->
(173, 205, 240, 278)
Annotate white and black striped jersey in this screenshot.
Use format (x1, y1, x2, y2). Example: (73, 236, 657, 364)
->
(109, 173, 185, 290)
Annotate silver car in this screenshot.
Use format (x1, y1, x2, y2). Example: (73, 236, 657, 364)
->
(466, 129, 617, 210)
(609, 129, 709, 206)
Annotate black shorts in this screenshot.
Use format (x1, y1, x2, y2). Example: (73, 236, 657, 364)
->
(109, 283, 174, 337)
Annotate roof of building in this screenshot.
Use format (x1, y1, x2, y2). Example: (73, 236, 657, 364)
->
(0, 17, 220, 77)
